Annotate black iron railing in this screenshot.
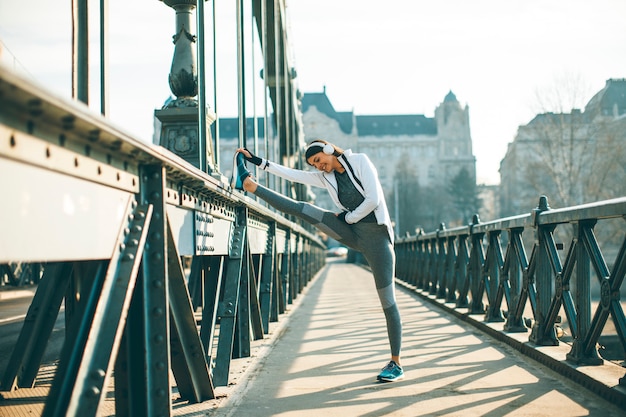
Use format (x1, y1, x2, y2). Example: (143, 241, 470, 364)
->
(395, 195, 626, 391)
(0, 64, 324, 416)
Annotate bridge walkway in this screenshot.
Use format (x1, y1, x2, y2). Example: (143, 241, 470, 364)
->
(1, 260, 625, 416)
(205, 259, 624, 417)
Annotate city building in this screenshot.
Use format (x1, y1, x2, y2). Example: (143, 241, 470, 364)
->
(213, 88, 479, 232)
(499, 78, 626, 217)
(302, 89, 475, 187)
(299, 89, 476, 221)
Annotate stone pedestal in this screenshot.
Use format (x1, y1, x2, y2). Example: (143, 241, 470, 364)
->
(156, 0, 216, 172)
(155, 105, 215, 170)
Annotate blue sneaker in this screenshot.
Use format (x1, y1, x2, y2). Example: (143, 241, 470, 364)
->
(231, 151, 250, 190)
(377, 360, 404, 382)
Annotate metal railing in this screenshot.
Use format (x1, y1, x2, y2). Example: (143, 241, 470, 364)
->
(0, 63, 324, 416)
(395, 195, 626, 396)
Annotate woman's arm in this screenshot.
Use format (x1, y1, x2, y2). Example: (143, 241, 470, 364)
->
(236, 148, 327, 188)
(265, 162, 328, 188)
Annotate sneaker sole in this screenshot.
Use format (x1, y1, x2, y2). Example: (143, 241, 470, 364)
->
(379, 375, 404, 382)
(230, 152, 239, 188)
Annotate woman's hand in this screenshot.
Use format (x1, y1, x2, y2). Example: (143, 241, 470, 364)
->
(236, 148, 252, 158)
(336, 211, 348, 223)
(236, 148, 263, 166)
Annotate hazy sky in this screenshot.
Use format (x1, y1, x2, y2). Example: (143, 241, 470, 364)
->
(1, 0, 625, 184)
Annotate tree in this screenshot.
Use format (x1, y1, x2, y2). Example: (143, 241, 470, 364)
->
(499, 75, 626, 254)
(390, 156, 453, 235)
(521, 111, 592, 207)
(390, 156, 422, 236)
(501, 75, 626, 215)
(447, 167, 482, 226)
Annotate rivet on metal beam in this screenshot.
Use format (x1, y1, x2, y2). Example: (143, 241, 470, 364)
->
(88, 129, 100, 142)
(86, 386, 101, 397)
(27, 99, 43, 117)
(61, 115, 76, 130)
(92, 369, 106, 379)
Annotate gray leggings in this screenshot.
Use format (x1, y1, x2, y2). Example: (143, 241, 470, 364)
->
(254, 184, 402, 357)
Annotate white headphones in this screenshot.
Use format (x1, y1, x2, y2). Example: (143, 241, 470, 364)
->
(306, 141, 335, 155)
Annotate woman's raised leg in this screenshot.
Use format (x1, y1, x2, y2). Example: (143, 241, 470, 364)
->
(250, 180, 358, 248)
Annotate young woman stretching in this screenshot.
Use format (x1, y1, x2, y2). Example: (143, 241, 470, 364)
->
(231, 140, 404, 382)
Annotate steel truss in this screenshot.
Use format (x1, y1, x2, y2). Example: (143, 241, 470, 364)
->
(0, 66, 324, 416)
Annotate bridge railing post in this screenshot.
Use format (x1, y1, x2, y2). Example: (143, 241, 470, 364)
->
(529, 196, 560, 346)
(468, 215, 486, 315)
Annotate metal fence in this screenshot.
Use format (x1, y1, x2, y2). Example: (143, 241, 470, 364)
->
(395, 195, 626, 391)
(0, 64, 325, 416)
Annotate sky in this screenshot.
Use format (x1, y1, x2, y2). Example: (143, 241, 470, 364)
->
(1, 0, 625, 185)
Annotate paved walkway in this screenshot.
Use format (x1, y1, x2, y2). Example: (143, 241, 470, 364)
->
(2, 261, 625, 416)
(206, 260, 625, 417)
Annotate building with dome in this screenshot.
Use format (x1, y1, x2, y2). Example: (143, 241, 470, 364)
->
(300, 88, 477, 217)
(213, 88, 478, 233)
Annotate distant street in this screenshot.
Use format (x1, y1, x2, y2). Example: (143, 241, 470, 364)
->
(0, 291, 65, 383)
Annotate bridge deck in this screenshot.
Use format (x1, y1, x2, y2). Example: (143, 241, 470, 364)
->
(205, 259, 625, 417)
(1, 260, 625, 416)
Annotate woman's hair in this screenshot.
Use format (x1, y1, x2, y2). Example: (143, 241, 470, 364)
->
(304, 139, 344, 163)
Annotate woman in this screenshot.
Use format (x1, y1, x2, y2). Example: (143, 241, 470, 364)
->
(232, 140, 403, 382)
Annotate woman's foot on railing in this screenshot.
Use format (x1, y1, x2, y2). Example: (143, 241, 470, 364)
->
(231, 151, 251, 190)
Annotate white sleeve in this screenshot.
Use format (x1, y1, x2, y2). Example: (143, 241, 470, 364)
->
(263, 159, 327, 188)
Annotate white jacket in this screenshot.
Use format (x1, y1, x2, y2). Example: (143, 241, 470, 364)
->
(259, 149, 394, 243)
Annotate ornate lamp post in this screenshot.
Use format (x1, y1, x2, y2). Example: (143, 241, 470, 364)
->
(156, 0, 215, 171)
